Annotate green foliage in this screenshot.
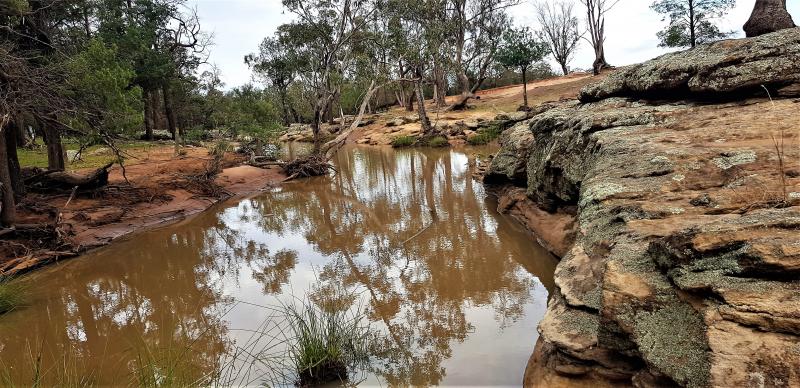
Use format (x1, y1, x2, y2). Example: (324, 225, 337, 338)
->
(651, 0, 735, 47)
(496, 27, 550, 73)
(213, 85, 283, 142)
(391, 136, 417, 148)
(0, 277, 26, 315)
(183, 128, 210, 144)
(467, 125, 503, 145)
(284, 298, 372, 386)
(425, 136, 449, 148)
(67, 39, 143, 135)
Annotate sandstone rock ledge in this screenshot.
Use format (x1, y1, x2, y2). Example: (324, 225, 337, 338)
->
(485, 28, 800, 388)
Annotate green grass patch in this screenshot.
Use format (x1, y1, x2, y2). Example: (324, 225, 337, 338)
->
(424, 136, 449, 148)
(0, 277, 26, 315)
(16, 141, 157, 171)
(391, 136, 417, 148)
(467, 125, 504, 146)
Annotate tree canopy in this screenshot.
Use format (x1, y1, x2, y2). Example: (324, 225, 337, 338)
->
(651, 0, 736, 48)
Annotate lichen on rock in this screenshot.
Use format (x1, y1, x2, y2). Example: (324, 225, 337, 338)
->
(485, 30, 800, 388)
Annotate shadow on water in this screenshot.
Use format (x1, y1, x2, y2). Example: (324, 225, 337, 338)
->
(0, 145, 557, 386)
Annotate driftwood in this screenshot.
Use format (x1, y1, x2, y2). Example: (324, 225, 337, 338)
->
(322, 80, 379, 160)
(26, 162, 113, 193)
(281, 80, 382, 181)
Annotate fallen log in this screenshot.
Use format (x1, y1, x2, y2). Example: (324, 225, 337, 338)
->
(27, 162, 113, 193)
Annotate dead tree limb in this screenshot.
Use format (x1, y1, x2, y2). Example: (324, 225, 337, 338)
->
(27, 163, 113, 193)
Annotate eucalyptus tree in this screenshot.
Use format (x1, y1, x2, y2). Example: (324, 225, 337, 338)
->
(744, 0, 795, 37)
(246, 37, 301, 125)
(96, 0, 209, 142)
(579, 0, 619, 74)
(384, 0, 445, 135)
(650, 0, 735, 48)
(535, 1, 582, 76)
(280, 0, 378, 152)
(447, 0, 517, 111)
(495, 27, 549, 109)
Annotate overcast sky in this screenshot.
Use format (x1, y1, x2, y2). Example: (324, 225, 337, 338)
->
(187, 0, 800, 89)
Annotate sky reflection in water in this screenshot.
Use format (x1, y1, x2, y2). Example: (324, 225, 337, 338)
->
(0, 145, 556, 386)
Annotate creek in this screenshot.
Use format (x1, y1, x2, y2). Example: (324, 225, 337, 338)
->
(0, 145, 557, 386)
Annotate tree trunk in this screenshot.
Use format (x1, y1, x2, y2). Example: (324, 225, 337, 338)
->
(323, 80, 378, 159)
(312, 105, 323, 154)
(689, 1, 696, 48)
(151, 89, 164, 129)
(143, 89, 154, 140)
(434, 65, 446, 108)
(414, 78, 433, 136)
(5, 121, 23, 199)
(593, 49, 608, 76)
(0, 125, 16, 227)
(744, 0, 796, 37)
(522, 67, 529, 108)
(14, 114, 30, 148)
(406, 87, 415, 112)
(162, 83, 181, 143)
(42, 124, 65, 171)
(28, 163, 112, 192)
(279, 88, 292, 125)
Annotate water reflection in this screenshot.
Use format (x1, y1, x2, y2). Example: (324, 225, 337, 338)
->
(0, 145, 556, 386)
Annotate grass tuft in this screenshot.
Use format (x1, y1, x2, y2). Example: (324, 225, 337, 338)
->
(0, 277, 26, 315)
(424, 136, 449, 148)
(467, 124, 503, 146)
(284, 297, 372, 386)
(391, 136, 417, 148)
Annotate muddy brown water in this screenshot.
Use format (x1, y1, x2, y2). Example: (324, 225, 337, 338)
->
(0, 145, 557, 386)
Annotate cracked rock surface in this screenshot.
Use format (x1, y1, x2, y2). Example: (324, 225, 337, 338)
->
(486, 31, 800, 387)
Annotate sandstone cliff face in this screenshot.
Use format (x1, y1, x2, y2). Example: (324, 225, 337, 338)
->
(487, 29, 800, 388)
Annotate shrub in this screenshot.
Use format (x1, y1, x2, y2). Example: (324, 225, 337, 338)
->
(184, 128, 210, 144)
(391, 136, 417, 148)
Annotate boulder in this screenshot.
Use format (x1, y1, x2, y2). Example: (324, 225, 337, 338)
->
(485, 119, 535, 184)
(495, 111, 528, 122)
(580, 28, 800, 102)
(744, 0, 796, 37)
(386, 117, 405, 127)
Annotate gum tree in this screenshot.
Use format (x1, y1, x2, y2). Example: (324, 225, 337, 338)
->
(650, 0, 735, 48)
(495, 26, 549, 109)
(535, 1, 581, 76)
(579, 0, 620, 74)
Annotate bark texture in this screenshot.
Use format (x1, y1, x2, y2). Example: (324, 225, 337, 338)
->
(744, 0, 796, 37)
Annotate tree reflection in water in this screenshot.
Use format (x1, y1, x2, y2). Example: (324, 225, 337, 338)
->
(0, 145, 556, 386)
(251, 146, 556, 385)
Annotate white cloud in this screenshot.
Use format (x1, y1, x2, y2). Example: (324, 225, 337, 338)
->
(188, 0, 292, 88)
(191, 0, 800, 86)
